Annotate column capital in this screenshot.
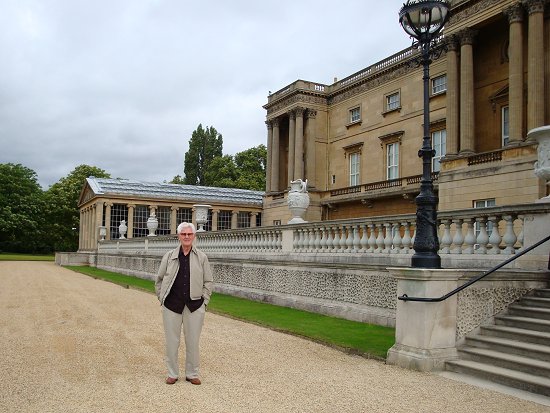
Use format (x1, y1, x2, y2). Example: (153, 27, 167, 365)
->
(459, 28, 478, 45)
(288, 110, 296, 120)
(127, 203, 136, 209)
(271, 117, 280, 127)
(525, 0, 545, 14)
(307, 109, 317, 119)
(265, 120, 272, 130)
(445, 34, 460, 52)
(505, 3, 524, 23)
(295, 106, 305, 117)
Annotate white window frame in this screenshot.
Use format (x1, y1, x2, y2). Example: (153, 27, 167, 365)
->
(386, 143, 399, 180)
(386, 92, 400, 111)
(431, 129, 447, 173)
(349, 107, 361, 124)
(349, 152, 360, 186)
(502, 105, 509, 147)
(431, 74, 447, 95)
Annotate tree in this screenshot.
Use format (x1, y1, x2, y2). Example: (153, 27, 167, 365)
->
(44, 164, 110, 252)
(183, 124, 223, 186)
(0, 163, 46, 253)
(203, 155, 239, 188)
(233, 145, 267, 191)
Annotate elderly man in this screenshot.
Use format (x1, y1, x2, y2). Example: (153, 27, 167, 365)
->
(155, 222, 213, 385)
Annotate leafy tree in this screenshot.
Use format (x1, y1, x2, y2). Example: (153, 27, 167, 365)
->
(0, 163, 47, 253)
(203, 155, 239, 188)
(234, 145, 266, 191)
(183, 124, 223, 186)
(170, 175, 185, 185)
(44, 164, 110, 252)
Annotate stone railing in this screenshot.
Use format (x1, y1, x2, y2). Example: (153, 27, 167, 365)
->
(97, 203, 550, 270)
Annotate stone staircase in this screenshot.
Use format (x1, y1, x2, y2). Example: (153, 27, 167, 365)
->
(445, 288, 550, 397)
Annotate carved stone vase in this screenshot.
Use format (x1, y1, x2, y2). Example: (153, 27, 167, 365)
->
(147, 213, 159, 236)
(118, 220, 127, 239)
(287, 179, 310, 224)
(194, 204, 211, 231)
(528, 125, 550, 202)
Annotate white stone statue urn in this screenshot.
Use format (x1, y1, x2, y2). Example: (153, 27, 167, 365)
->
(147, 212, 159, 236)
(287, 179, 310, 224)
(98, 226, 107, 241)
(194, 204, 211, 232)
(528, 125, 550, 202)
(118, 220, 127, 239)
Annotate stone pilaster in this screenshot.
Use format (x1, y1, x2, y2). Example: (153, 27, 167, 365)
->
(445, 35, 460, 156)
(506, 3, 525, 144)
(211, 209, 219, 231)
(272, 118, 280, 192)
(94, 201, 104, 247)
(527, 0, 546, 130)
(79, 209, 84, 250)
(288, 110, 296, 183)
(306, 109, 317, 187)
(170, 207, 178, 234)
(104, 203, 112, 240)
(127, 204, 135, 239)
(265, 121, 273, 192)
(231, 210, 239, 229)
(250, 212, 258, 228)
(459, 28, 477, 154)
(294, 107, 305, 180)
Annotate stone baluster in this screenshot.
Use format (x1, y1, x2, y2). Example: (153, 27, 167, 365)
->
(313, 227, 321, 252)
(360, 224, 368, 252)
(383, 223, 392, 254)
(367, 223, 377, 253)
(344, 225, 353, 252)
(475, 217, 489, 254)
(463, 219, 476, 254)
(351, 224, 360, 253)
(487, 215, 502, 255)
(300, 228, 307, 252)
(401, 221, 412, 254)
(319, 226, 327, 252)
(392, 222, 402, 254)
(305, 228, 314, 252)
(375, 223, 384, 253)
(452, 219, 464, 254)
(339, 225, 347, 252)
(503, 215, 518, 254)
(328, 225, 337, 251)
(440, 219, 452, 254)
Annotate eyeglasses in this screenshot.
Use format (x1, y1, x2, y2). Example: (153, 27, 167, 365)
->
(179, 233, 195, 237)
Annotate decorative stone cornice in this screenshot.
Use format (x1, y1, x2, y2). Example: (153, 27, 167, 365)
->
(505, 3, 524, 23)
(448, 0, 508, 27)
(265, 92, 327, 116)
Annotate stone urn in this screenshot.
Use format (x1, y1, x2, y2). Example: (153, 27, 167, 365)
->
(528, 125, 550, 202)
(98, 226, 107, 241)
(287, 179, 310, 224)
(147, 212, 159, 236)
(118, 220, 127, 239)
(194, 204, 211, 232)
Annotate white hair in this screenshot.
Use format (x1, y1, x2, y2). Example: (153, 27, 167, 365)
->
(177, 222, 196, 234)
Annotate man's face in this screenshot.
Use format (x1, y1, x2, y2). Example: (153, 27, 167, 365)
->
(178, 229, 195, 248)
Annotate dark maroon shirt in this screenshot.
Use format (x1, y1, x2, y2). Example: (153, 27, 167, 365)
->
(163, 248, 204, 314)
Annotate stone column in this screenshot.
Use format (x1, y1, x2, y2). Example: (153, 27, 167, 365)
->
(170, 207, 178, 234)
(546, 7, 550, 124)
(265, 121, 273, 192)
(79, 209, 84, 250)
(294, 107, 305, 180)
(459, 29, 476, 154)
(94, 201, 103, 247)
(306, 109, 317, 187)
(211, 209, 219, 231)
(527, 0, 546, 131)
(127, 204, 135, 239)
(272, 118, 280, 192)
(506, 3, 525, 144)
(105, 203, 112, 240)
(288, 110, 296, 184)
(250, 212, 258, 228)
(446, 35, 460, 156)
(231, 210, 239, 229)
(85, 207, 92, 249)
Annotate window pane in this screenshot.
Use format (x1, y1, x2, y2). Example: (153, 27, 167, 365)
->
(387, 143, 399, 179)
(350, 107, 360, 123)
(432, 75, 447, 94)
(217, 210, 232, 230)
(111, 204, 129, 239)
(387, 93, 400, 111)
(431, 129, 447, 173)
(502, 106, 509, 146)
(349, 152, 360, 186)
(156, 206, 171, 236)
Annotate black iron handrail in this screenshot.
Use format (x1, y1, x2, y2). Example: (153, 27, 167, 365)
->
(399, 234, 550, 302)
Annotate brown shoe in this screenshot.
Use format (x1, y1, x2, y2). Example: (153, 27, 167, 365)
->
(186, 377, 201, 385)
(165, 377, 178, 385)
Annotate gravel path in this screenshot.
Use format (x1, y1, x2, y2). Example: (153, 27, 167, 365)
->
(1, 261, 548, 413)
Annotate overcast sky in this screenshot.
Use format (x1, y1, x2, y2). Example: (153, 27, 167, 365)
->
(0, 0, 412, 189)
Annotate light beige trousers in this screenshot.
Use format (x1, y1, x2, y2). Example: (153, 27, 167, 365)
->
(162, 304, 206, 379)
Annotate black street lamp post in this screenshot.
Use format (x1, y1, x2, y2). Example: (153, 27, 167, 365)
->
(399, 0, 450, 269)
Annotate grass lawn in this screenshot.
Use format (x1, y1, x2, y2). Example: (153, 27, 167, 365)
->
(0, 253, 55, 261)
(65, 265, 395, 360)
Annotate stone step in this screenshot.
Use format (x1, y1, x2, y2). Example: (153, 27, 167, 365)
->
(445, 359, 550, 397)
(458, 346, 550, 378)
(464, 335, 550, 362)
(494, 315, 550, 333)
(480, 324, 550, 346)
(520, 296, 550, 309)
(507, 304, 550, 321)
(534, 289, 550, 299)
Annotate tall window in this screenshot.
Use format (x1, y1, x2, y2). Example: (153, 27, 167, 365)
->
(156, 206, 171, 236)
(217, 210, 232, 230)
(502, 106, 509, 146)
(349, 107, 361, 123)
(176, 207, 192, 227)
(110, 204, 128, 239)
(349, 152, 360, 186)
(432, 129, 447, 173)
(387, 143, 399, 179)
(431, 74, 447, 95)
(133, 205, 148, 238)
(386, 92, 400, 111)
(237, 212, 251, 228)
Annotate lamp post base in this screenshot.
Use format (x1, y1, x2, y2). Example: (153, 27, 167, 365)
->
(411, 252, 441, 269)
